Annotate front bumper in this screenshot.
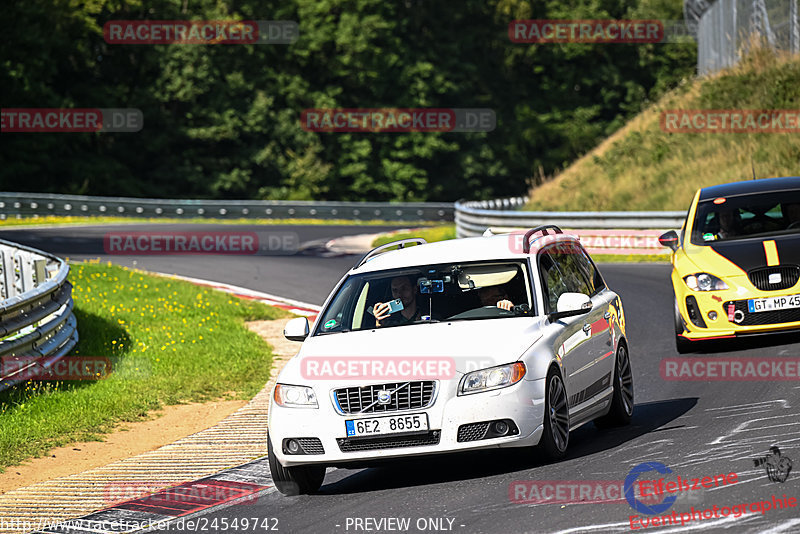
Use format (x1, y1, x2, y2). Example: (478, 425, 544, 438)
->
(675, 279, 800, 339)
(267, 378, 545, 467)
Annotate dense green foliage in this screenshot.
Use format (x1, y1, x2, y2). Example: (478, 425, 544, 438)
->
(1, 0, 695, 201)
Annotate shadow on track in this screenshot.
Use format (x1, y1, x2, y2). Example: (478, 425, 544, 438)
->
(319, 397, 698, 495)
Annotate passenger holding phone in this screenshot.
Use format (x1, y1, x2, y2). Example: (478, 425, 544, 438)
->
(373, 276, 422, 327)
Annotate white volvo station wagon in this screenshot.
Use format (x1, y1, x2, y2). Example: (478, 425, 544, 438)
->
(268, 226, 634, 495)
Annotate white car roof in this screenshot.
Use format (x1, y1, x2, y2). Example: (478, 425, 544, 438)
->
(352, 233, 579, 274)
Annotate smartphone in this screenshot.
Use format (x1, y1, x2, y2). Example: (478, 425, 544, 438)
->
(367, 298, 404, 316)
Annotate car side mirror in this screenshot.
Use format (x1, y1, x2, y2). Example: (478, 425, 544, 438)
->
(549, 292, 592, 322)
(658, 230, 679, 252)
(284, 317, 310, 342)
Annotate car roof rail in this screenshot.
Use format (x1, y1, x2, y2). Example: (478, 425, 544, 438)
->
(522, 225, 563, 253)
(354, 238, 427, 269)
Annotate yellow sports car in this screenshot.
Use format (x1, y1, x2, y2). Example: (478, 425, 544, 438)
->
(659, 176, 800, 353)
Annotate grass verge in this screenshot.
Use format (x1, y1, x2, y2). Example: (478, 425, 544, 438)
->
(371, 225, 457, 247)
(0, 261, 290, 471)
(525, 49, 799, 211)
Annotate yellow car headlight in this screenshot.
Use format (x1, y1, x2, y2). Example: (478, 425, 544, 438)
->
(683, 273, 728, 291)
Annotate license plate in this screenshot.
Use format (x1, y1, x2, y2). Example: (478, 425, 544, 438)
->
(748, 294, 800, 313)
(345, 413, 428, 437)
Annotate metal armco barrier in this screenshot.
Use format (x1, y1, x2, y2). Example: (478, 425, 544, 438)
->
(456, 199, 686, 234)
(0, 192, 454, 222)
(0, 239, 78, 392)
(456, 198, 685, 254)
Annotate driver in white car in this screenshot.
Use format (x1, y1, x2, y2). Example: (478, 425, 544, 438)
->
(477, 285, 514, 311)
(373, 275, 423, 327)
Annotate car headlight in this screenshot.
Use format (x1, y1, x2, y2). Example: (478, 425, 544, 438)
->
(459, 362, 526, 395)
(274, 384, 318, 408)
(683, 273, 729, 291)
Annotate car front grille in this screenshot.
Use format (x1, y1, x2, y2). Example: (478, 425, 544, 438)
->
(336, 431, 440, 452)
(748, 266, 800, 291)
(334, 381, 436, 414)
(457, 422, 490, 442)
(723, 300, 800, 326)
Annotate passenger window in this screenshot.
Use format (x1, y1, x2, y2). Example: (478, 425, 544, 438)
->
(539, 251, 569, 313)
(553, 247, 592, 296)
(574, 246, 605, 296)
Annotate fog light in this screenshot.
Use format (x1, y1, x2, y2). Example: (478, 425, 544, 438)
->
(707, 311, 717, 321)
(286, 439, 300, 454)
(493, 421, 509, 435)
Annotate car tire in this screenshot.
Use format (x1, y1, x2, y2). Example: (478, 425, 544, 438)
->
(674, 299, 692, 354)
(267, 433, 326, 496)
(594, 344, 634, 428)
(539, 368, 569, 460)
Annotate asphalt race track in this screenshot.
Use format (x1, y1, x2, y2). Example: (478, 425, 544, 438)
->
(5, 224, 800, 534)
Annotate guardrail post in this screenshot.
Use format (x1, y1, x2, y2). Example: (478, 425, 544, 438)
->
(34, 259, 47, 287)
(1, 252, 16, 300)
(19, 253, 34, 293)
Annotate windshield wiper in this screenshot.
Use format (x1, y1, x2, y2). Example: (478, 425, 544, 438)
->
(412, 318, 439, 324)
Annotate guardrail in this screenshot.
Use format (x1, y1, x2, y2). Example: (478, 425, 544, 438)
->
(455, 198, 686, 254)
(456, 198, 685, 234)
(0, 239, 78, 392)
(0, 192, 454, 223)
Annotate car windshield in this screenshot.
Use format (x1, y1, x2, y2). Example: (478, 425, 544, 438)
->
(690, 189, 800, 245)
(314, 261, 534, 335)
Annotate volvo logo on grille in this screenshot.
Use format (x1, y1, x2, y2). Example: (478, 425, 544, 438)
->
(769, 273, 782, 284)
(377, 390, 392, 404)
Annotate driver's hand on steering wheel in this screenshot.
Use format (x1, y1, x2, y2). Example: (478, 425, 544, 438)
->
(496, 299, 513, 311)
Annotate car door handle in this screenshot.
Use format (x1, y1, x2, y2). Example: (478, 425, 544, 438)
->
(604, 311, 611, 320)
(582, 323, 592, 333)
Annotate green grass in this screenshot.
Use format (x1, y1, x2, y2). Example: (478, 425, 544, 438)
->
(0, 215, 439, 228)
(371, 225, 457, 247)
(525, 50, 800, 211)
(0, 261, 291, 471)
